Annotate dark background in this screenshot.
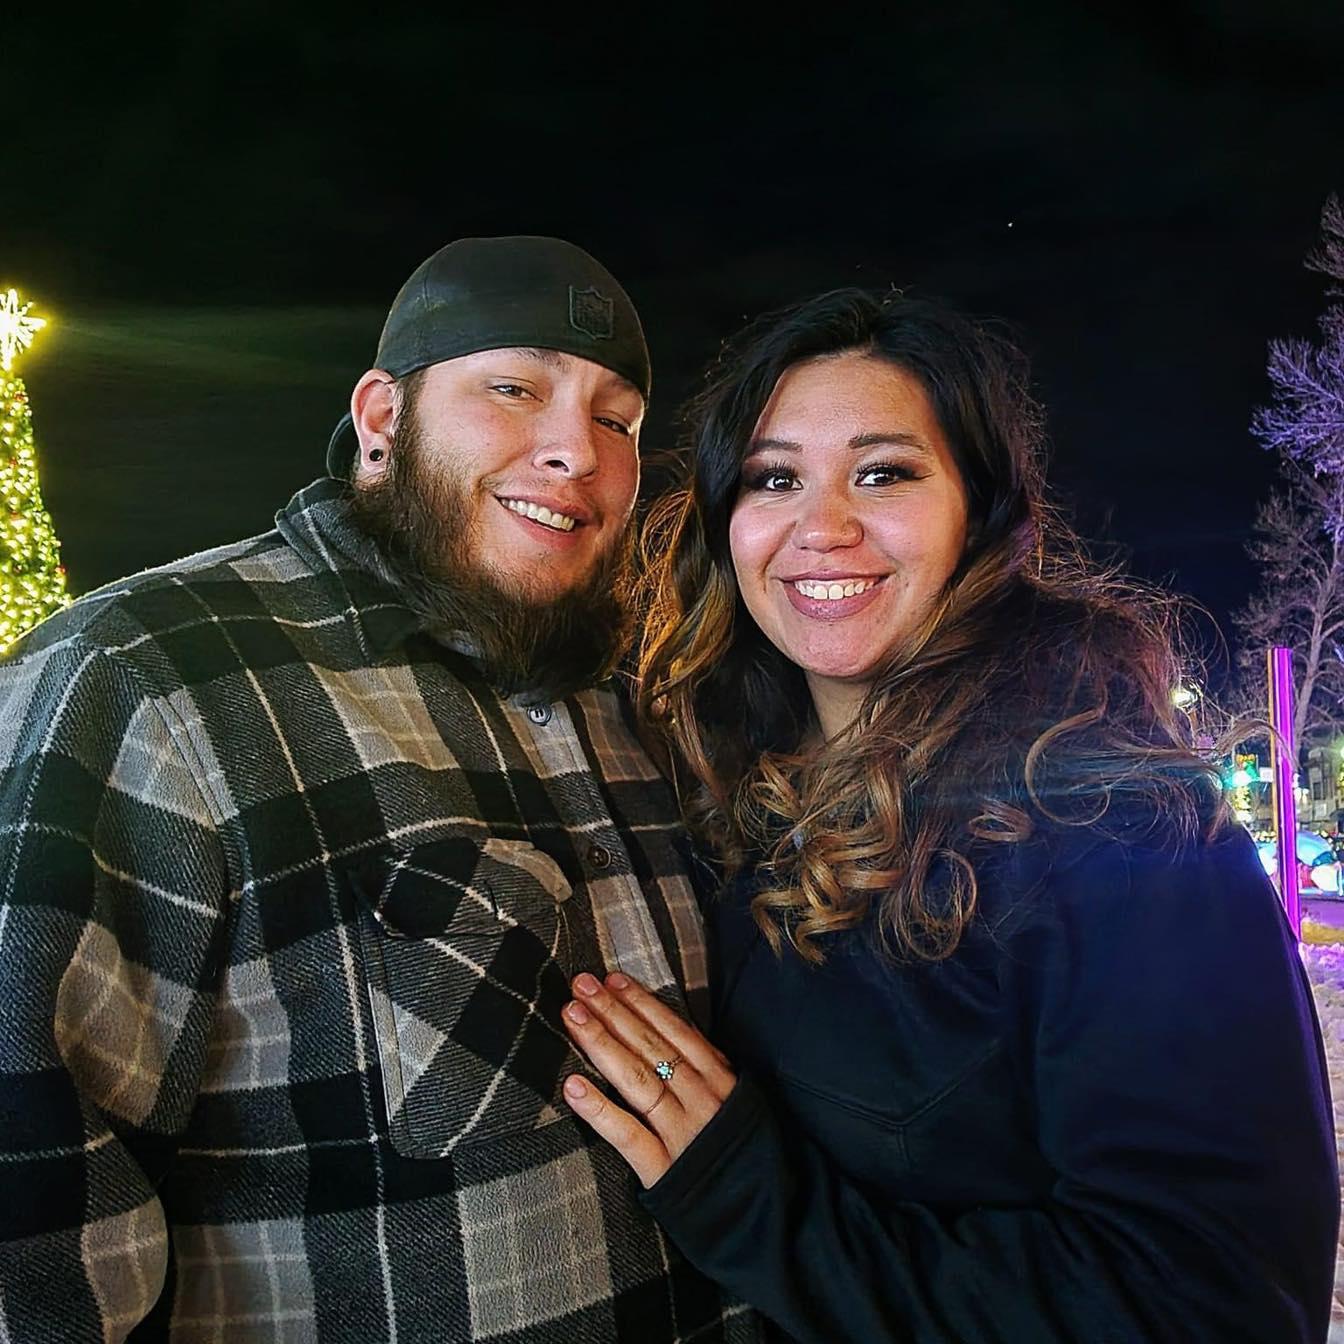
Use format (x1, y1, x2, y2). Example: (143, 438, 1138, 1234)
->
(5, 2, 1343, 669)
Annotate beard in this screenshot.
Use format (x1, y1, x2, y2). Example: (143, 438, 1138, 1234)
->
(348, 407, 637, 704)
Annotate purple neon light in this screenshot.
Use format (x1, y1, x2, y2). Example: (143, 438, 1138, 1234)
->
(1267, 646, 1300, 938)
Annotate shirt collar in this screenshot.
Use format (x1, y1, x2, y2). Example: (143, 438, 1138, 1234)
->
(273, 477, 425, 659)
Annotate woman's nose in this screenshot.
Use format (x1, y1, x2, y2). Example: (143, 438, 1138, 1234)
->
(794, 494, 863, 550)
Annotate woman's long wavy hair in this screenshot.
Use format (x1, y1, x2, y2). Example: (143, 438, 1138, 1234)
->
(638, 288, 1227, 963)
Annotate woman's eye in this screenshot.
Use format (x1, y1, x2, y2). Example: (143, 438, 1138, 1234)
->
(744, 466, 799, 492)
(858, 463, 916, 486)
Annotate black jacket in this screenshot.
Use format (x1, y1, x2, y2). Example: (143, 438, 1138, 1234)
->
(643, 822, 1338, 1342)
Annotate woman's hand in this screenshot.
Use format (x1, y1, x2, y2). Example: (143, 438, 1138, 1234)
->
(561, 971, 737, 1187)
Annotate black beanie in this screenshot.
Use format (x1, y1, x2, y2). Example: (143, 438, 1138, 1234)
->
(326, 236, 650, 478)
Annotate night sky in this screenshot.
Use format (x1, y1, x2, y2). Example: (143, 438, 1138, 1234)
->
(6, 3, 1343, 676)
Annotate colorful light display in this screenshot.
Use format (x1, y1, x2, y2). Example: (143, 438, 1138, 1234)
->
(0, 290, 68, 652)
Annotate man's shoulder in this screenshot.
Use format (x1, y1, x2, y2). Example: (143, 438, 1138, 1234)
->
(10, 526, 323, 672)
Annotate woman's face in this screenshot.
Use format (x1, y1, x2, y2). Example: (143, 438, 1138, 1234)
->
(728, 351, 970, 733)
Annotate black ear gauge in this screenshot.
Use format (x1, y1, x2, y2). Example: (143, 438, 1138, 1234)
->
(368, 448, 385, 463)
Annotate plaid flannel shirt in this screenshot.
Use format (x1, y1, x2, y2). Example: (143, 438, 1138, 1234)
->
(0, 479, 761, 1344)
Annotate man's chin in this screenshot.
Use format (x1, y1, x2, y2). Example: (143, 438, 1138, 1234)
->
(487, 561, 605, 606)
(349, 440, 634, 699)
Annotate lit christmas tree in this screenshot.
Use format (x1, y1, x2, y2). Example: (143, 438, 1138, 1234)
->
(0, 288, 68, 651)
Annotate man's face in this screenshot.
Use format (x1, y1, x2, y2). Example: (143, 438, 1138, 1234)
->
(394, 347, 644, 598)
(349, 347, 645, 700)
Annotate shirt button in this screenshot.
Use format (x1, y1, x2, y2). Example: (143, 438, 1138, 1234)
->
(527, 704, 553, 725)
(588, 844, 612, 870)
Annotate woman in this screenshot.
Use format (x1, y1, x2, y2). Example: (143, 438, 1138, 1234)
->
(558, 289, 1337, 1342)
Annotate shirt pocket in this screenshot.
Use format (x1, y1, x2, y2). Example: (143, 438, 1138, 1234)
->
(774, 1040, 1012, 1197)
(763, 945, 1018, 1197)
(348, 834, 582, 1158)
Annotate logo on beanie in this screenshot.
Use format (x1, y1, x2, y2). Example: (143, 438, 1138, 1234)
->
(568, 286, 614, 341)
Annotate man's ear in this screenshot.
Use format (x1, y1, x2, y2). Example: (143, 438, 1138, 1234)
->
(351, 369, 396, 479)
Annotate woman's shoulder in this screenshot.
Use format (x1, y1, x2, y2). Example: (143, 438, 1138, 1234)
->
(979, 808, 1279, 947)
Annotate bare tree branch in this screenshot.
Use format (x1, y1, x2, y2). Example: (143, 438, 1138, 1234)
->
(1236, 196, 1344, 760)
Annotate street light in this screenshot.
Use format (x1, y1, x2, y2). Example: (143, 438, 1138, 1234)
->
(1170, 683, 1211, 748)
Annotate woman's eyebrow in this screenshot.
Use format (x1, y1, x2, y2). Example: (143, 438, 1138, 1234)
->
(748, 430, 930, 455)
(849, 431, 931, 452)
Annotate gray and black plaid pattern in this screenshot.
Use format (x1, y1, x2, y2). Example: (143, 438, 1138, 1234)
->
(0, 479, 759, 1343)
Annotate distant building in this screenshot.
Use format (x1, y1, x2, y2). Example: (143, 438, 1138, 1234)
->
(1234, 745, 1340, 840)
(1303, 743, 1344, 836)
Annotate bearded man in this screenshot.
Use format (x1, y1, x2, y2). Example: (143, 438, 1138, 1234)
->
(0, 237, 760, 1344)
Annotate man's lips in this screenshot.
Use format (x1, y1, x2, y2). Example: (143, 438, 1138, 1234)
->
(496, 494, 591, 533)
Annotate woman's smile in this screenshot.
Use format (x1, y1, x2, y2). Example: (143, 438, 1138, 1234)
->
(729, 351, 968, 736)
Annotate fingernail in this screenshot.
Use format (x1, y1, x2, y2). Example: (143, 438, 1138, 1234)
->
(574, 973, 602, 996)
(564, 1075, 587, 1099)
(564, 1001, 590, 1025)
(606, 972, 630, 990)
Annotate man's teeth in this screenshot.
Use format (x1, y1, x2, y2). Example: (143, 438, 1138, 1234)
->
(501, 498, 577, 532)
(793, 578, 878, 601)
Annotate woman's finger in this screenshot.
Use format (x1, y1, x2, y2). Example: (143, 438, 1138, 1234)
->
(563, 995, 687, 1127)
(594, 971, 738, 1100)
(569, 974, 690, 1086)
(562, 1074, 670, 1188)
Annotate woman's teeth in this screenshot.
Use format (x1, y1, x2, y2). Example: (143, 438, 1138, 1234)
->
(792, 578, 878, 601)
(501, 498, 578, 532)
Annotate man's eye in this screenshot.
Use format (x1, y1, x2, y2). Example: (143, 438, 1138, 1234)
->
(490, 383, 535, 399)
(596, 416, 631, 436)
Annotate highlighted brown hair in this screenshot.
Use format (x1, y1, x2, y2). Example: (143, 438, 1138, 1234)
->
(638, 289, 1224, 962)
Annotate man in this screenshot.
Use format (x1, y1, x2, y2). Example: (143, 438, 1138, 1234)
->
(0, 237, 759, 1342)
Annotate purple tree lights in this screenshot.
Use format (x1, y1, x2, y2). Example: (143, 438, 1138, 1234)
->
(1268, 647, 1301, 935)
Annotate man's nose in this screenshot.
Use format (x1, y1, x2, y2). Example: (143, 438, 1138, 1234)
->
(533, 407, 600, 478)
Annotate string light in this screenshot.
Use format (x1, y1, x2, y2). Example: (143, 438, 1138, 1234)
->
(0, 290, 68, 652)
